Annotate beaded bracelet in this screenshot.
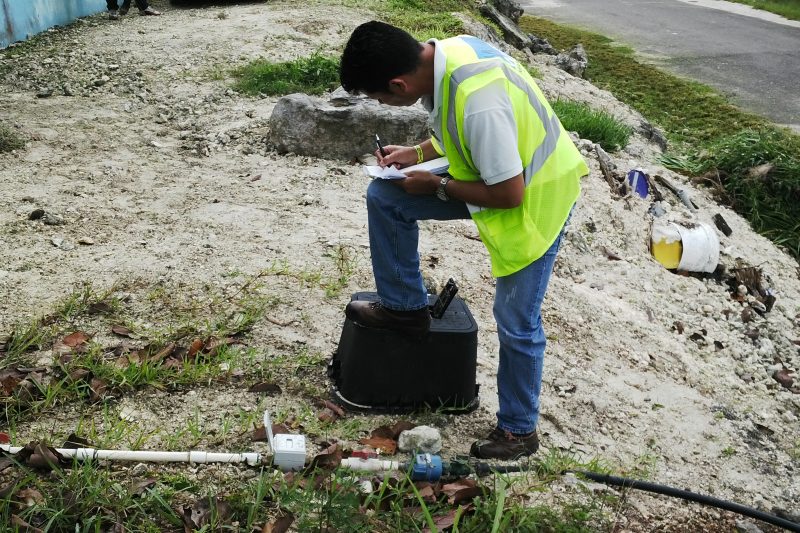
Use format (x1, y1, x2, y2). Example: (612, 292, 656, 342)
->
(413, 144, 424, 164)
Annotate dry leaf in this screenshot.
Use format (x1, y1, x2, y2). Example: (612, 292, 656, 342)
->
(773, 368, 795, 389)
(62, 331, 90, 348)
(111, 325, 134, 337)
(187, 338, 204, 359)
(390, 421, 416, 438)
(62, 433, 92, 449)
(11, 515, 44, 533)
(248, 382, 282, 395)
(130, 478, 157, 496)
(147, 343, 176, 363)
(89, 378, 108, 403)
(358, 436, 397, 455)
(262, 511, 294, 533)
(317, 408, 338, 423)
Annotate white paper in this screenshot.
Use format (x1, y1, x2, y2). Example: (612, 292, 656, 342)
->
(363, 157, 449, 180)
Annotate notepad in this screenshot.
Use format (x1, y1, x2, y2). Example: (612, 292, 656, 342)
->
(363, 157, 450, 180)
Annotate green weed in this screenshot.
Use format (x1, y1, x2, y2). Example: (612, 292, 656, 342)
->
(233, 53, 340, 96)
(552, 99, 632, 151)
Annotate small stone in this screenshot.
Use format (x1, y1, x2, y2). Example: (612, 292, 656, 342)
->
(93, 78, 106, 87)
(28, 208, 45, 220)
(735, 520, 763, 533)
(36, 88, 53, 98)
(397, 426, 442, 453)
(42, 212, 65, 226)
(62, 84, 74, 96)
(78, 237, 95, 245)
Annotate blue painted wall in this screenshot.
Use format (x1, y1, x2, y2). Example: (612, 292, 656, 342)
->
(1, 0, 107, 49)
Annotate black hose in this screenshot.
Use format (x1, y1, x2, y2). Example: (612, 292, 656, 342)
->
(572, 470, 800, 532)
(468, 463, 799, 531)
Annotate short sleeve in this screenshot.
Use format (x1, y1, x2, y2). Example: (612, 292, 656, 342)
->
(463, 80, 523, 185)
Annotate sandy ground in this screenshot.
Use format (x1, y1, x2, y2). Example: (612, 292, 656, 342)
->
(1, 0, 799, 529)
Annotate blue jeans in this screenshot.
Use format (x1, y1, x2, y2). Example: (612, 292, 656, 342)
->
(365, 179, 569, 434)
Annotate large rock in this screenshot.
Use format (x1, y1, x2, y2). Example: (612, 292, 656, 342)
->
(555, 44, 588, 78)
(479, 4, 532, 50)
(268, 88, 429, 160)
(490, 0, 523, 23)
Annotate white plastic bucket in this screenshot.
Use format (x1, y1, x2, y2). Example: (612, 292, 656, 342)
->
(651, 221, 719, 273)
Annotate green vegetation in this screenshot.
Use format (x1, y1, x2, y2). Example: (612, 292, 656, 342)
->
(233, 53, 341, 96)
(552, 99, 632, 151)
(2, 452, 616, 532)
(520, 16, 800, 259)
(0, 122, 25, 152)
(727, 0, 800, 21)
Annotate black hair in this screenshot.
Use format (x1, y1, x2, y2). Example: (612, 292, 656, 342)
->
(339, 21, 423, 94)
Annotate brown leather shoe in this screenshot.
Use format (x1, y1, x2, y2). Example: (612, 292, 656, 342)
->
(345, 300, 430, 337)
(470, 427, 539, 460)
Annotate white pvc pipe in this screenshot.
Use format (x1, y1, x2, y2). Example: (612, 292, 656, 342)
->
(340, 457, 401, 473)
(0, 445, 261, 466)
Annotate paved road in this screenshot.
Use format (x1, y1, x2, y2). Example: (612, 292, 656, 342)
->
(519, 0, 800, 131)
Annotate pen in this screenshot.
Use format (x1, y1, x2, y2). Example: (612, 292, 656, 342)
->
(375, 134, 387, 158)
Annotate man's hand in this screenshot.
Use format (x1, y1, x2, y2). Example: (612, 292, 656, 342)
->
(376, 145, 418, 169)
(396, 170, 439, 195)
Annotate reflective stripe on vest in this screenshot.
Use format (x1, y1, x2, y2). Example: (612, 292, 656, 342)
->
(447, 59, 562, 188)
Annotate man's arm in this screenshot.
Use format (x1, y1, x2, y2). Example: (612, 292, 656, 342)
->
(401, 170, 524, 208)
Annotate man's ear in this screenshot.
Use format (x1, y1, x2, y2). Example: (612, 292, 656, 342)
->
(387, 77, 410, 95)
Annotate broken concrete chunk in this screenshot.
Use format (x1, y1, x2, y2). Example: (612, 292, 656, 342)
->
(397, 426, 442, 454)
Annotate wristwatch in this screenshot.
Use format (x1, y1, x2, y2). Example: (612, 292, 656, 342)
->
(436, 176, 452, 202)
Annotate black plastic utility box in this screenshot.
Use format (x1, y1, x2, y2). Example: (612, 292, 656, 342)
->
(328, 292, 479, 413)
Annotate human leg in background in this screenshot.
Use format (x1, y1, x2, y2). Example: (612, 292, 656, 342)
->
(121, 0, 161, 16)
(345, 178, 470, 334)
(471, 216, 569, 459)
(106, 0, 120, 18)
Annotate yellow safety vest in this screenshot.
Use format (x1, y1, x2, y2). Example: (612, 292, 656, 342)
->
(432, 36, 588, 277)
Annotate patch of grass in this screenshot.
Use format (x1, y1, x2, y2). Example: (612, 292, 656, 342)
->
(726, 0, 800, 20)
(384, 10, 465, 40)
(233, 53, 340, 96)
(0, 121, 25, 153)
(520, 16, 800, 260)
(552, 99, 632, 151)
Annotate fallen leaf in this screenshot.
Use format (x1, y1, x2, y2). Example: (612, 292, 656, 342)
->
(773, 368, 795, 389)
(146, 343, 175, 363)
(305, 443, 342, 472)
(248, 382, 282, 395)
(11, 515, 44, 533)
(111, 325, 134, 337)
(423, 509, 459, 533)
(602, 246, 622, 261)
(251, 424, 290, 442)
(16, 487, 45, 507)
(442, 480, 483, 505)
(317, 408, 338, 423)
(392, 420, 417, 440)
(182, 496, 232, 531)
(130, 478, 157, 496)
(89, 378, 108, 403)
(368, 425, 395, 440)
(262, 511, 294, 533)
(27, 443, 63, 470)
(0, 432, 9, 444)
(187, 338, 204, 359)
(62, 331, 90, 348)
(358, 436, 397, 455)
(320, 400, 345, 418)
(62, 433, 93, 449)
